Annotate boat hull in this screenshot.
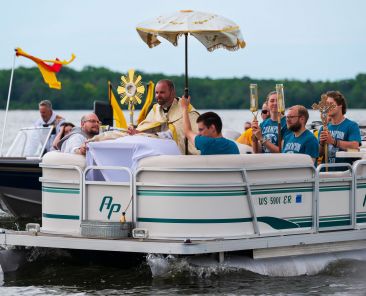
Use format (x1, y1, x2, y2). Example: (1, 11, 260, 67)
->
(0, 158, 42, 218)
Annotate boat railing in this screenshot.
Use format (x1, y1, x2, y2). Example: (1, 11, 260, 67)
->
(316, 163, 355, 231)
(135, 163, 317, 238)
(6, 126, 53, 159)
(82, 166, 134, 222)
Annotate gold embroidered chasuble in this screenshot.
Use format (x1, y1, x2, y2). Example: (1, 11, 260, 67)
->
(136, 98, 200, 154)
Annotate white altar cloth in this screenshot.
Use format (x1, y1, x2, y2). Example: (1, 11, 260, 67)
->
(86, 136, 181, 181)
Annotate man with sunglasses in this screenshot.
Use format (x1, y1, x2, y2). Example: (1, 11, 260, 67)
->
(282, 105, 319, 163)
(59, 113, 100, 154)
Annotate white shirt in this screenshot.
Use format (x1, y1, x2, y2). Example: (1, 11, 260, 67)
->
(61, 133, 86, 153)
(34, 112, 65, 152)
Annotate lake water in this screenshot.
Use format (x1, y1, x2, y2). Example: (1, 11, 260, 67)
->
(1, 109, 366, 295)
(1, 109, 365, 153)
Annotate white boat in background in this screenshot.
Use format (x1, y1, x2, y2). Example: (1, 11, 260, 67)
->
(0, 126, 52, 218)
(1, 150, 366, 266)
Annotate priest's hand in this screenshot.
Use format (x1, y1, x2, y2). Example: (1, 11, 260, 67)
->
(127, 126, 140, 135)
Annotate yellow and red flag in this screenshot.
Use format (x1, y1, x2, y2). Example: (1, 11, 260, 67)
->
(108, 81, 128, 128)
(15, 47, 75, 90)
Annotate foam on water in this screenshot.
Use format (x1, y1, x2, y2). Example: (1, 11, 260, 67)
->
(147, 249, 366, 278)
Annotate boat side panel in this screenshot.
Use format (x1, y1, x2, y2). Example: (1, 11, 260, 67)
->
(42, 182, 81, 234)
(85, 184, 133, 222)
(251, 183, 313, 233)
(137, 186, 254, 239)
(356, 181, 366, 227)
(319, 181, 351, 228)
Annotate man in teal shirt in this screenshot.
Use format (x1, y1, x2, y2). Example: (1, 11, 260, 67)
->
(318, 91, 361, 165)
(283, 105, 319, 163)
(181, 96, 239, 155)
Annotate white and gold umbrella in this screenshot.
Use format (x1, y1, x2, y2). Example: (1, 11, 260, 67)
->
(136, 10, 245, 96)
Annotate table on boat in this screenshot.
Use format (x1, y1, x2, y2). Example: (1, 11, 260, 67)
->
(86, 135, 180, 182)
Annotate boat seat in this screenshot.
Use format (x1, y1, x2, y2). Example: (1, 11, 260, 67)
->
(41, 151, 86, 180)
(137, 153, 315, 184)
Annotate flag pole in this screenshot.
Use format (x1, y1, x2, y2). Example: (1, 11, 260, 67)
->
(0, 50, 16, 156)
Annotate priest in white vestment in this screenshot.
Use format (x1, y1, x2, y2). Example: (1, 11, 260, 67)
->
(129, 79, 200, 155)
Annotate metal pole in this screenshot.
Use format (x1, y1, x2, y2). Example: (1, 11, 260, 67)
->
(184, 33, 189, 154)
(0, 51, 16, 156)
(277, 113, 282, 153)
(184, 33, 189, 98)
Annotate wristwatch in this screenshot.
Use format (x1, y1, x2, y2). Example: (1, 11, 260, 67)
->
(260, 138, 268, 145)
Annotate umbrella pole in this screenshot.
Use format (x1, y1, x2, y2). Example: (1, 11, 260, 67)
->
(184, 33, 189, 155)
(184, 33, 189, 98)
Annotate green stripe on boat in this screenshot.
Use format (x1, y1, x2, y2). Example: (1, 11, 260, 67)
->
(138, 184, 353, 197)
(252, 188, 312, 194)
(357, 217, 366, 223)
(137, 217, 252, 223)
(320, 220, 351, 227)
(43, 213, 79, 220)
(319, 186, 350, 192)
(138, 190, 245, 197)
(42, 186, 80, 194)
(320, 215, 351, 221)
(138, 216, 299, 229)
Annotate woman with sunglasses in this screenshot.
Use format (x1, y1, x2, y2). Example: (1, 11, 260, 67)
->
(236, 103, 270, 146)
(251, 91, 288, 153)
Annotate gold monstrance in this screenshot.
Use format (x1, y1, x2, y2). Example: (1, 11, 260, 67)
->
(312, 94, 336, 170)
(117, 69, 145, 126)
(249, 84, 259, 120)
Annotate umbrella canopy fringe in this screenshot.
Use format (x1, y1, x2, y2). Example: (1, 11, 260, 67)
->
(207, 40, 246, 52)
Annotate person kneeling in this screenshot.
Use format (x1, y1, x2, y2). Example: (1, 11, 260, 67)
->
(181, 96, 239, 155)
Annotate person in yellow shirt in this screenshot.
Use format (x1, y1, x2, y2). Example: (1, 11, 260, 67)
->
(236, 102, 270, 146)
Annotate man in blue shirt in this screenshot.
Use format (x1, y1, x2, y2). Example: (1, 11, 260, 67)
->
(283, 105, 319, 163)
(181, 96, 239, 155)
(318, 91, 361, 165)
(252, 91, 288, 153)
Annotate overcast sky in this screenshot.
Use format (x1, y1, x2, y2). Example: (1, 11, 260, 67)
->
(1, 0, 365, 81)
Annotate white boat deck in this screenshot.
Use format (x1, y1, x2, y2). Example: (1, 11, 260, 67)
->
(1, 228, 366, 258)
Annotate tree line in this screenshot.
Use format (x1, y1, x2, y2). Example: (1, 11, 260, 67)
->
(0, 66, 365, 110)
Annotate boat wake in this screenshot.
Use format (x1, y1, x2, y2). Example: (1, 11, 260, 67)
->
(146, 249, 366, 277)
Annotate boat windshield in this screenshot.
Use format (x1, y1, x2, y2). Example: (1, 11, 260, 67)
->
(6, 127, 53, 158)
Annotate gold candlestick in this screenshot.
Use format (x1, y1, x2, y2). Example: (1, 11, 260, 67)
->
(276, 84, 285, 114)
(312, 94, 336, 171)
(249, 83, 259, 120)
(275, 84, 285, 153)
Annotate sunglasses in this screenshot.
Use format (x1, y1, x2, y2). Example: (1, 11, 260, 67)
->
(261, 110, 269, 115)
